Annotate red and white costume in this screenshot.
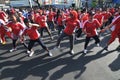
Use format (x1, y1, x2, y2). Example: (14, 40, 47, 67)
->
(108, 15, 120, 43)
(0, 19, 6, 43)
(83, 19, 101, 37)
(6, 21, 24, 39)
(22, 26, 40, 40)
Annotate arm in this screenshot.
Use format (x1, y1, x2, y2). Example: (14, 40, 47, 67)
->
(100, 16, 120, 32)
(29, 23, 40, 28)
(100, 23, 113, 33)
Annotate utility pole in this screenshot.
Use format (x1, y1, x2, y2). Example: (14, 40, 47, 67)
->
(28, 0, 33, 9)
(33, 0, 41, 8)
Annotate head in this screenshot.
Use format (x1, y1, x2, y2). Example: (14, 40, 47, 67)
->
(96, 8, 102, 13)
(37, 10, 43, 15)
(70, 10, 78, 20)
(88, 12, 94, 21)
(18, 12, 23, 17)
(28, 13, 34, 21)
(81, 8, 87, 13)
(9, 14, 17, 23)
(24, 18, 30, 27)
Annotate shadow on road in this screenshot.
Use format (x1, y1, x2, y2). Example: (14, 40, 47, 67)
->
(109, 54, 120, 71)
(0, 47, 116, 80)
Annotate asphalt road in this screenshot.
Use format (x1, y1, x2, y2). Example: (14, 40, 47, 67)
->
(0, 31, 120, 80)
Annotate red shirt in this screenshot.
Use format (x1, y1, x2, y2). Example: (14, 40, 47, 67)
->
(83, 19, 101, 37)
(109, 8, 115, 15)
(81, 13, 89, 23)
(36, 15, 47, 28)
(94, 13, 103, 25)
(6, 22, 24, 36)
(34, 13, 39, 22)
(0, 25, 6, 34)
(112, 16, 120, 34)
(0, 19, 6, 33)
(0, 11, 7, 21)
(57, 15, 63, 26)
(48, 12, 55, 21)
(23, 26, 40, 40)
(64, 18, 80, 35)
(102, 12, 111, 21)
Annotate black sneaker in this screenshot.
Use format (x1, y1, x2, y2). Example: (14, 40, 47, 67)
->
(50, 36, 54, 40)
(70, 50, 75, 55)
(116, 45, 120, 50)
(103, 46, 108, 51)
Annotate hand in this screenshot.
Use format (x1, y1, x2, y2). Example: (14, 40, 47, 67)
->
(100, 29, 105, 33)
(8, 27, 12, 32)
(86, 33, 92, 36)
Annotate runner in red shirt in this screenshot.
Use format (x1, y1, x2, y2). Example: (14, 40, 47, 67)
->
(57, 12, 65, 35)
(102, 9, 112, 26)
(54, 10, 80, 54)
(18, 11, 26, 28)
(22, 18, 53, 57)
(6, 14, 24, 52)
(35, 10, 53, 39)
(0, 10, 7, 22)
(83, 12, 101, 53)
(75, 9, 89, 39)
(0, 19, 6, 44)
(47, 9, 56, 31)
(101, 14, 120, 51)
(94, 8, 104, 29)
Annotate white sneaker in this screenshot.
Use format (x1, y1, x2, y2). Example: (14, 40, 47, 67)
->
(53, 46, 60, 50)
(84, 49, 87, 54)
(29, 51, 34, 57)
(75, 37, 81, 40)
(96, 43, 100, 47)
(10, 48, 17, 52)
(58, 45, 60, 48)
(0, 39, 2, 43)
(70, 50, 75, 55)
(50, 36, 54, 40)
(48, 51, 53, 57)
(27, 49, 34, 54)
(27, 50, 31, 54)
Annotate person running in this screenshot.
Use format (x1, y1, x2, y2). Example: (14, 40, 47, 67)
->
(100, 11, 120, 51)
(82, 12, 101, 54)
(0, 9, 8, 22)
(76, 8, 89, 39)
(93, 8, 104, 30)
(47, 9, 56, 31)
(54, 10, 80, 54)
(0, 19, 6, 44)
(6, 14, 24, 52)
(22, 18, 53, 57)
(35, 10, 53, 40)
(57, 12, 65, 35)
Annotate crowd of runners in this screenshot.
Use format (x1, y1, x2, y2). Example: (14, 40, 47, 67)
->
(0, 6, 120, 57)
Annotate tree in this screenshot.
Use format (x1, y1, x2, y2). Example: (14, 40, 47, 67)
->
(92, 0, 98, 8)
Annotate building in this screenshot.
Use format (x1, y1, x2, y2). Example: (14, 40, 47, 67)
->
(9, 0, 37, 8)
(40, 0, 82, 8)
(0, 0, 10, 9)
(0, 0, 82, 9)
